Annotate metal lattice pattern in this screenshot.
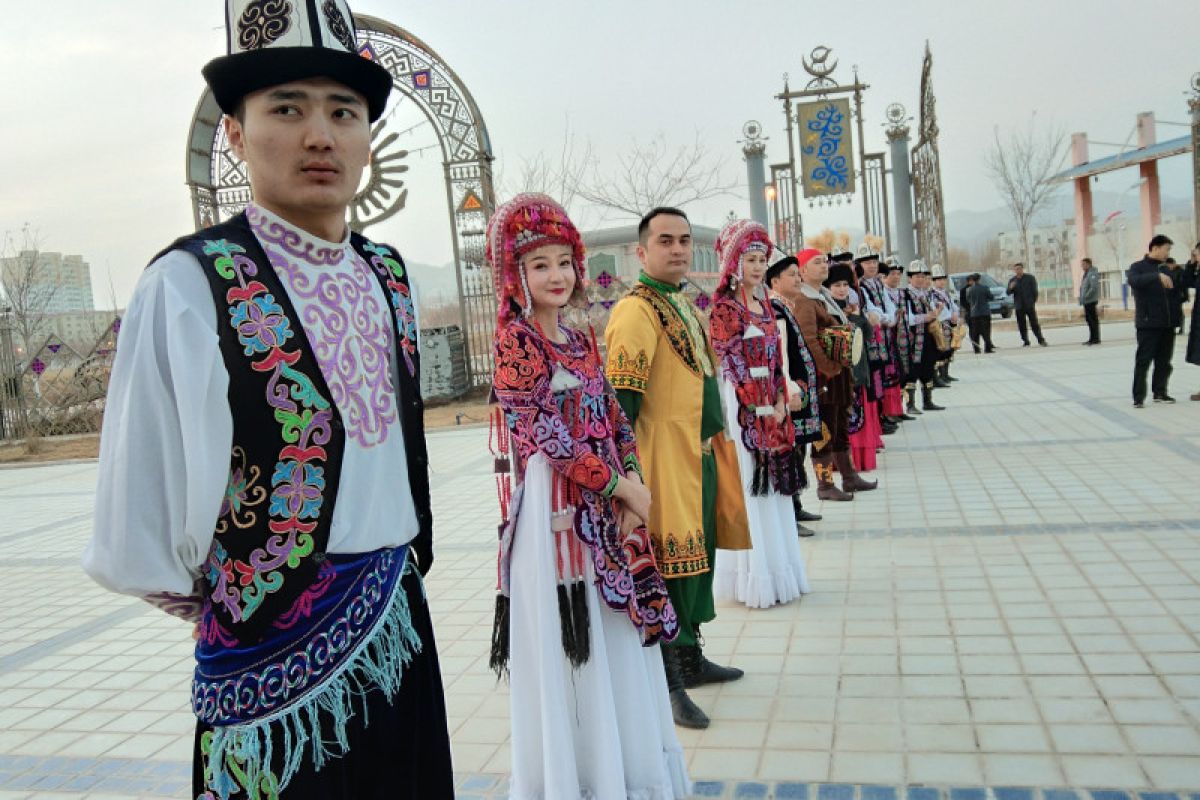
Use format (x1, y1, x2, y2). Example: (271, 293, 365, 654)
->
(0, 320, 121, 441)
(911, 43, 948, 269)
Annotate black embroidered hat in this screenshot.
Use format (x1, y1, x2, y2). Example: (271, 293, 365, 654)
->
(765, 251, 799, 285)
(202, 0, 393, 122)
(824, 262, 856, 287)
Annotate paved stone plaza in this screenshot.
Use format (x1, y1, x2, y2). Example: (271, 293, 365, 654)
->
(0, 320, 1198, 799)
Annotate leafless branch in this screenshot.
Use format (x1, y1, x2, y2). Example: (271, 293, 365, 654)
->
(578, 132, 739, 219)
(1, 224, 58, 356)
(984, 117, 1067, 270)
(498, 119, 595, 215)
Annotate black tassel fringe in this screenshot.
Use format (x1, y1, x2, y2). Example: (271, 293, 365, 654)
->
(556, 583, 576, 663)
(750, 451, 770, 496)
(555, 581, 592, 669)
(569, 581, 591, 666)
(488, 593, 510, 678)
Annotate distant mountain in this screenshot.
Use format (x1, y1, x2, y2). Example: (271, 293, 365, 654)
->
(945, 191, 1192, 248)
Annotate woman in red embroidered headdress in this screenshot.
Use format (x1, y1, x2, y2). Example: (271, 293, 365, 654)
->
(486, 194, 690, 800)
(708, 218, 810, 609)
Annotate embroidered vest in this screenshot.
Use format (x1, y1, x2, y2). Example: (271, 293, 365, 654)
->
(157, 213, 431, 645)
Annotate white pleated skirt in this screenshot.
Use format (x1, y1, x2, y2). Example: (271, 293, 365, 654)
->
(713, 378, 811, 609)
(508, 454, 692, 800)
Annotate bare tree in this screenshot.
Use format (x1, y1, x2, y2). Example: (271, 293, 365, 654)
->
(984, 117, 1066, 272)
(0, 225, 59, 359)
(578, 132, 738, 219)
(500, 121, 595, 216)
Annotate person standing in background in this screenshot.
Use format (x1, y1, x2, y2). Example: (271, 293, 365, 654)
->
(1006, 262, 1047, 347)
(1181, 243, 1200, 400)
(1079, 257, 1101, 345)
(1127, 234, 1177, 407)
(966, 273, 996, 354)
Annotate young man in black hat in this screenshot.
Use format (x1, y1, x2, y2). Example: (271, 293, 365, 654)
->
(853, 245, 899, 435)
(766, 252, 824, 534)
(902, 260, 946, 412)
(84, 3, 454, 797)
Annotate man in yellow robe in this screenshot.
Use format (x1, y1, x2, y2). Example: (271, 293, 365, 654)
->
(606, 207, 743, 730)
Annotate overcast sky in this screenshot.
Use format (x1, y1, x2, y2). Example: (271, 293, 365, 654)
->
(2, 0, 1197, 306)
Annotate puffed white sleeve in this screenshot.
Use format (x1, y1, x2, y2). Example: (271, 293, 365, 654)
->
(82, 250, 232, 619)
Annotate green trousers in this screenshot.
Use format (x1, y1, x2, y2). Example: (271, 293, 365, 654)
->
(663, 450, 717, 648)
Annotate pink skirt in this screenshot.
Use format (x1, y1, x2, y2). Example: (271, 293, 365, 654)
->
(882, 385, 904, 417)
(850, 391, 881, 472)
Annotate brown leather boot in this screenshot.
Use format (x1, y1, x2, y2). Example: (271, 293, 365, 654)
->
(834, 450, 877, 492)
(814, 455, 853, 501)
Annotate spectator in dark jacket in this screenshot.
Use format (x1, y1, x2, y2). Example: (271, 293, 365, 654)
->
(1183, 243, 1200, 401)
(966, 274, 995, 353)
(1163, 258, 1186, 335)
(1078, 257, 1101, 345)
(1006, 263, 1047, 346)
(1127, 234, 1176, 406)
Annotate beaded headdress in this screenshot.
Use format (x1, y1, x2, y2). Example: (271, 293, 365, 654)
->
(714, 218, 773, 295)
(486, 193, 587, 326)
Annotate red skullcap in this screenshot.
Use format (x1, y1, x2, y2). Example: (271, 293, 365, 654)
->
(795, 248, 823, 268)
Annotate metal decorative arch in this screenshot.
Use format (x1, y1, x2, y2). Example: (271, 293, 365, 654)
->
(910, 41, 948, 270)
(185, 13, 498, 387)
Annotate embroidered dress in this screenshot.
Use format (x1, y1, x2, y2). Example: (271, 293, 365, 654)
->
(709, 296, 810, 609)
(836, 299, 882, 473)
(770, 296, 821, 444)
(902, 287, 936, 383)
(492, 320, 689, 800)
(84, 206, 452, 799)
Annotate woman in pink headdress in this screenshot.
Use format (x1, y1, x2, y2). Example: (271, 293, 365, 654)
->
(708, 218, 810, 609)
(485, 194, 691, 799)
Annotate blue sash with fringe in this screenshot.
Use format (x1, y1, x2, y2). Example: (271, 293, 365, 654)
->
(193, 546, 419, 799)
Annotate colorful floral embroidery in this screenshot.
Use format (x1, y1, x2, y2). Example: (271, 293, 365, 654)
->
(710, 296, 802, 496)
(361, 241, 418, 377)
(202, 238, 334, 625)
(230, 294, 292, 355)
(902, 286, 930, 370)
(630, 283, 706, 377)
(217, 447, 267, 534)
(771, 298, 822, 442)
(493, 321, 674, 644)
(198, 729, 281, 800)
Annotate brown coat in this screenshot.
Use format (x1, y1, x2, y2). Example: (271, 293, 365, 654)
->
(790, 292, 843, 380)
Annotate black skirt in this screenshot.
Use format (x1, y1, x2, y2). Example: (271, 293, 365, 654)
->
(192, 566, 454, 799)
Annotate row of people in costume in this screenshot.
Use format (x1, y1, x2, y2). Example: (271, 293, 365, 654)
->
(485, 207, 828, 799)
(765, 245, 961, 506)
(483, 204, 969, 796)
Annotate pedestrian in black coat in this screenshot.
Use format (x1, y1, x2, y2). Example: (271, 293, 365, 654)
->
(1127, 234, 1178, 406)
(1006, 263, 1047, 346)
(1182, 243, 1200, 401)
(965, 274, 995, 353)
